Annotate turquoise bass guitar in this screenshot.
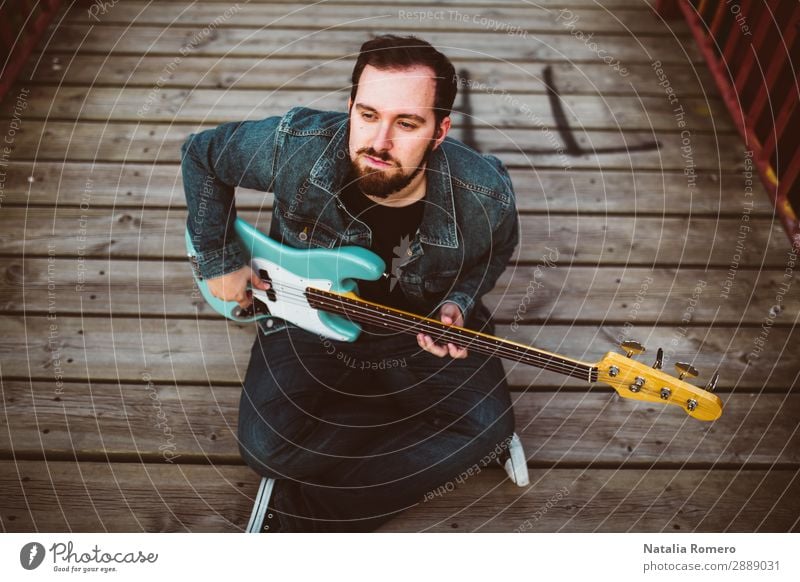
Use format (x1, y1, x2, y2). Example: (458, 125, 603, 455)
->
(186, 217, 723, 421)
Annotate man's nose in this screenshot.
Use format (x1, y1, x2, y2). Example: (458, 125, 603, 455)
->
(371, 122, 393, 152)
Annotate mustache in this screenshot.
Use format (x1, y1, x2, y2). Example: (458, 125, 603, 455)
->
(357, 148, 399, 166)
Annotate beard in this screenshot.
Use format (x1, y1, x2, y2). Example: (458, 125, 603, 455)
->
(346, 141, 435, 199)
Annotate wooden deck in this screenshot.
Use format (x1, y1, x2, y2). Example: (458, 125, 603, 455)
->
(1, 0, 798, 532)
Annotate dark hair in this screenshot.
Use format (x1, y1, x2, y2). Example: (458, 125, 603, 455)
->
(350, 35, 457, 124)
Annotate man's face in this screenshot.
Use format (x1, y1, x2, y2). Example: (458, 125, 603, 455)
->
(347, 64, 450, 198)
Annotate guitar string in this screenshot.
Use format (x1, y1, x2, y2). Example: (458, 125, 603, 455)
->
(313, 305, 594, 380)
(245, 281, 594, 379)
(310, 297, 594, 381)
(257, 291, 707, 411)
(234, 282, 703, 401)
(233, 280, 596, 381)
(248, 281, 596, 380)
(306, 290, 598, 382)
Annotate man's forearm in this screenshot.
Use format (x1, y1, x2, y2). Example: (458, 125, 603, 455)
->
(182, 132, 245, 279)
(180, 117, 281, 279)
(437, 208, 520, 323)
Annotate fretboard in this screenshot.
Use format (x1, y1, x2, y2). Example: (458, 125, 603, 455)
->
(305, 288, 598, 383)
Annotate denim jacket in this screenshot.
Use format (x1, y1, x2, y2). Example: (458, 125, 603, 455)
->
(181, 107, 519, 335)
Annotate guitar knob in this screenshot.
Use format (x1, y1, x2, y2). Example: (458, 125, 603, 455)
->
(620, 340, 646, 358)
(652, 347, 664, 370)
(705, 372, 720, 392)
(675, 362, 699, 381)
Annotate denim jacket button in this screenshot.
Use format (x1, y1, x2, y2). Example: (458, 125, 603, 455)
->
(406, 248, 412, 256)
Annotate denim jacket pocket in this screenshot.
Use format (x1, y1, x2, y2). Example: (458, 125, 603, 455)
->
(278, 213, 340, 249)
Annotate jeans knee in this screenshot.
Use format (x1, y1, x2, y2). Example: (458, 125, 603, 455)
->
(464, 396, 515, 448)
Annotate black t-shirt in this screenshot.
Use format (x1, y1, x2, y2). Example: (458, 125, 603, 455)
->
(338, 183, 424, 310)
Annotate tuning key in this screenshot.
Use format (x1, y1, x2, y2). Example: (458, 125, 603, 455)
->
(652, 347, 664, 370)
(675, 362, 699, 381)
(705, 372, 720, 393)
(620, 340, 646, 358)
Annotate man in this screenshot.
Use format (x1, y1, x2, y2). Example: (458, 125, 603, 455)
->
(181, 35, 520, 532)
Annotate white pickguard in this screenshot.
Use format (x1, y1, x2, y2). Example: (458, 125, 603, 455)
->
(249, 257, 350, 341)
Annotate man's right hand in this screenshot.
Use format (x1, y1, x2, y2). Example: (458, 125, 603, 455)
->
(207, 266, 270, 309)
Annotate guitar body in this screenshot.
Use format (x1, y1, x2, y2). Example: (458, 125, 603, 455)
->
(185, 217, 385, 341)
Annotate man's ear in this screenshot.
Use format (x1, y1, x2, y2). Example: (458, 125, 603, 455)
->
(433, 116, 451, 150)
(348, 98, 353, 111)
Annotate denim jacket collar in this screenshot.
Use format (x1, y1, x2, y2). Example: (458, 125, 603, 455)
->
(309, 115, 459, 249)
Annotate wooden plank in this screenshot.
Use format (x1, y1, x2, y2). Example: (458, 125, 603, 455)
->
(1, 461, 797, 532)
(2, 162, 775, 216)
(40, 25, 702, 64)
(0, 380, 241, 463)
(4, 259, 797, 326)
(3, 381, 798, 466)
(0, 207, 789, 267)
(64, 2, 687, 36)
(375, 467, 800, 532)
(2, 120, 750, 170)
(0, 315, 796, 390)
(0, 86, 733, 133)
(19, 57, 718, 98)
(149, 0, 657, 7)
(0, 461, 254, 532)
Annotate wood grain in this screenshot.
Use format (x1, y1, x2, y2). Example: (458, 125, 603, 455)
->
(0, 315, 796, 390)
(19, 58, 716, 97)
(2, 461, 796, 532)
(64, 2, 687, 36)
(1, 208, 788, 266)
(2, 162, 773, 216)
(2, 381, 798, 466)
(40, 26, 701, 64)
(0, 86, 732, 133)
(3, 259, 797, 325)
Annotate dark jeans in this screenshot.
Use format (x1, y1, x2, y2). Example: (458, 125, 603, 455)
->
(237, 320, 515, 532)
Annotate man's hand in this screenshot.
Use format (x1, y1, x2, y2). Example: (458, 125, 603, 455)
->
(417, 302, 468, 359)
(207, 265, 269, 309)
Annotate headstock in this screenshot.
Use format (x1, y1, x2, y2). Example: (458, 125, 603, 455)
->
(595, 341, 723, 421)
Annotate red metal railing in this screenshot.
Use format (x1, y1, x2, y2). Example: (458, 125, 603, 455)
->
(658, 0, 800, 252)
(0, 0, 63, 103)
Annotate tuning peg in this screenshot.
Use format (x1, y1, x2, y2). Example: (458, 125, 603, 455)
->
(675, 362, 699, 381)
(652, 347, 664, 370)
(620, 340, 646, 358)
(705, 372, 719, 393)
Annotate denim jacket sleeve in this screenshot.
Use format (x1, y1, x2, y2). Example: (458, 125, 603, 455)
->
(181, 116, 282, 279)
(436, 155, 519, 323)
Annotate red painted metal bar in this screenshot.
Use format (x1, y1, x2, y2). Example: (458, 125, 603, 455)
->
(747, 11, 799, 131)
(733, 7, 774, 95)
(657, 0, 800, 252)
(709, 1, 729, 38)
(0, 0, 63, 104)
(723, 0, 753, 63)
(762, 87, 799, 171)
(779, 148, 800, 208)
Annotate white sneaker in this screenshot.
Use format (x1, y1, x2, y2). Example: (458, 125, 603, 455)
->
(246, 477, 277, 533)
(503, 433, 530, 487)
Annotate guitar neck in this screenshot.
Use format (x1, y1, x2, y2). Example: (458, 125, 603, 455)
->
(305, 288, 599, 383)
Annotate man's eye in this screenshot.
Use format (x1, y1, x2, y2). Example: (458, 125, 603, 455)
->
(361, 112, 376, 121)
(399, 121, 417, 130)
